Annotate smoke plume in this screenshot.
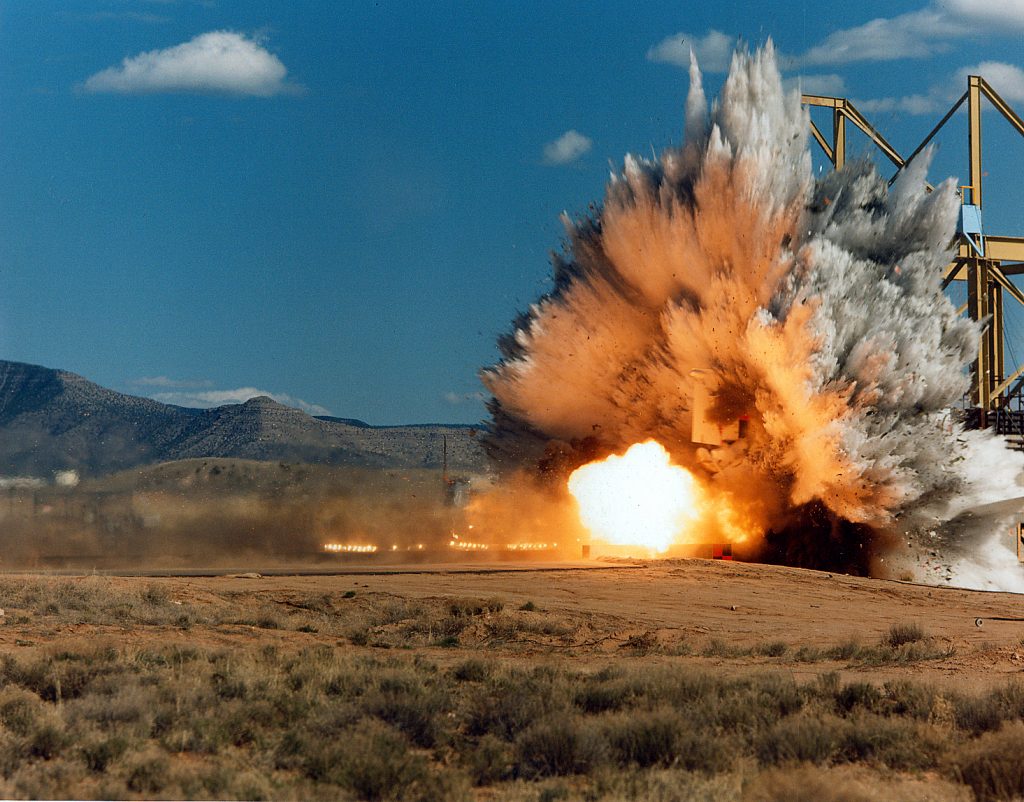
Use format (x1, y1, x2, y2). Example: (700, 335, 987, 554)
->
(482, 44, 1024, 579)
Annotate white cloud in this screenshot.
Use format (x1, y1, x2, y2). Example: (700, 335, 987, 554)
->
(959, 61, 1024, 101)
(858, 94, 937, 114)
(938, 0, 1024, 28)
(132, 375, 214, 389)
(783, 74, 848, 96)
(83, 31, 298, 96)
(151, 387, 331, 416)
(542, 130, 592, 165)
(800, 9, 955, 66)
(646, 30, 734, 73)
(73, 11, 171, 24)
(856, 93, 945, 115)
(444, 391, 486, 405)
(857, 61, 1024, 115)
(798, 2, 1024, 67)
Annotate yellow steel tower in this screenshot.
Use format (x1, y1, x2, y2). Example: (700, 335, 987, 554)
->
(803, 77, 1024, 426)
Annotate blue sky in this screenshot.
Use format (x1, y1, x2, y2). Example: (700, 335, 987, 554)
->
(1, 1, 1023, 424)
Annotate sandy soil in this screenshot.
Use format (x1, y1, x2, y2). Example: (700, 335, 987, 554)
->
(5, 558, 1024, 692)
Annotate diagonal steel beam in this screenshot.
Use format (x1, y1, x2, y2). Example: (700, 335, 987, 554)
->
(988, 264, 1024, 309)
(808, 120, 833, 162)
(889, 91, 967, 187)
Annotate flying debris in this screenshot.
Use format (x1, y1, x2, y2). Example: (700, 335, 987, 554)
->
(482, 43, 1024, 583)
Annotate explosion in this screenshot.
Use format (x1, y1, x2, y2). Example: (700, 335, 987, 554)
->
(482, 43, 1024, 577)
(568, 440, 702, 554)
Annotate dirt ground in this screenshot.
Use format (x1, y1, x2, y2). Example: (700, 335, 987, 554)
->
(6, 558, 1024, 691)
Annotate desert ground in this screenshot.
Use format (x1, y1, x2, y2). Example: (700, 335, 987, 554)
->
(3, 558, 1024, 800)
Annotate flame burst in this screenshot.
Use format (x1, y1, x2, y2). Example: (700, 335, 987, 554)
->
(481, 43, 1024, 576)
(568, 441, 702, 553)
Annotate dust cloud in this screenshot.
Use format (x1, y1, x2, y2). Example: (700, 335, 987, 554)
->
(482, 44, 1024, 586)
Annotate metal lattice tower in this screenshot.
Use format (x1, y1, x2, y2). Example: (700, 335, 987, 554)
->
(803, 77, 1024, 426)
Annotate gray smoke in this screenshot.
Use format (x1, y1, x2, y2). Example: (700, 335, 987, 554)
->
(482, 43, 1024, 584)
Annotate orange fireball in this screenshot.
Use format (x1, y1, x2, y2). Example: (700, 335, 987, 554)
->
(567, 440, 702, 554)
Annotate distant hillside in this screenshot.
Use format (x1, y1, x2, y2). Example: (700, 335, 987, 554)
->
(0, 360, 486, 477)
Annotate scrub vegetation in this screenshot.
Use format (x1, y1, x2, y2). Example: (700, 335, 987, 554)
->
(0, 577, 1011, 801)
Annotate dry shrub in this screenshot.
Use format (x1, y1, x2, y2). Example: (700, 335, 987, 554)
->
(949, 721, 1024, 802)
(514, 715, 607, 778)
(884, 622, 926, 648)
(331, 719, 427, 799)
(462, 732, 515, 785)
(574, 679, 636, 714)
(452, 658, 491, 683)
(0, 687, 44, 737)
(883, 679, 939, 720)
(125, 748, 170, 794)
(752, 641, 788, 657)
(743, 765, 876, 802)
(756, 713, 844, 765)
(603, 707, 684, 768)
(466, 670, 568, 740)
(79, 733, 129, 773)
(364, 669, 449, 748)
(837, 715, 944, 770)
(953, 683, 1024, 735)
(309, 718, 469, 802)
(702, 638, 744, 658)
(834, 681, 882, 714)
(9, 757, 90, 801)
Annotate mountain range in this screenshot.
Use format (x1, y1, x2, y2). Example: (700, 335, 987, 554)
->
(0, 360, 486, 477)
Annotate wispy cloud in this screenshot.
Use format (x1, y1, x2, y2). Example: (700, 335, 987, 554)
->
(150, 387, 331, 416)
(959, 60, 1024, 101)
(444, 391, 486, 405)
(799, 10, 955, 66)
(69, 11, 171, 24)
(856, 92, 947, 115)
(938, 0, 1024, 28)
(647, 30, 735, 73)
(83, 30, 300, 96)
(784, 74, 848, 96)
(542, 130, 592, 165)
(858, 61, 1024, 115)
(131, 375, 214, 389)
(797, 1, 1024, 67)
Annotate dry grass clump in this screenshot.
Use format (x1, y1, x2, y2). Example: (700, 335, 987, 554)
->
(883, 622, 926, 648)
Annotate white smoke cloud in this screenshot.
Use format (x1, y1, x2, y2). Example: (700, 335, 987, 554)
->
(647, 30, 735, 73)
(83, 31, 297, 96)
(542, 130, 592, 165)
(151, 387, 331, 416)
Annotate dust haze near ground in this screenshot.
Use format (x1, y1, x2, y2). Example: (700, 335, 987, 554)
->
(481, 44, 1024, 585)
(0, 460, 468, 570)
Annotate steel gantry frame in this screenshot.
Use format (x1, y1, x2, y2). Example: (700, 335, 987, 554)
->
(803, 78, 1024, 425)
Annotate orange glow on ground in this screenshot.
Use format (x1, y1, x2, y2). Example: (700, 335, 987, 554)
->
(567, 440, 703, 554)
